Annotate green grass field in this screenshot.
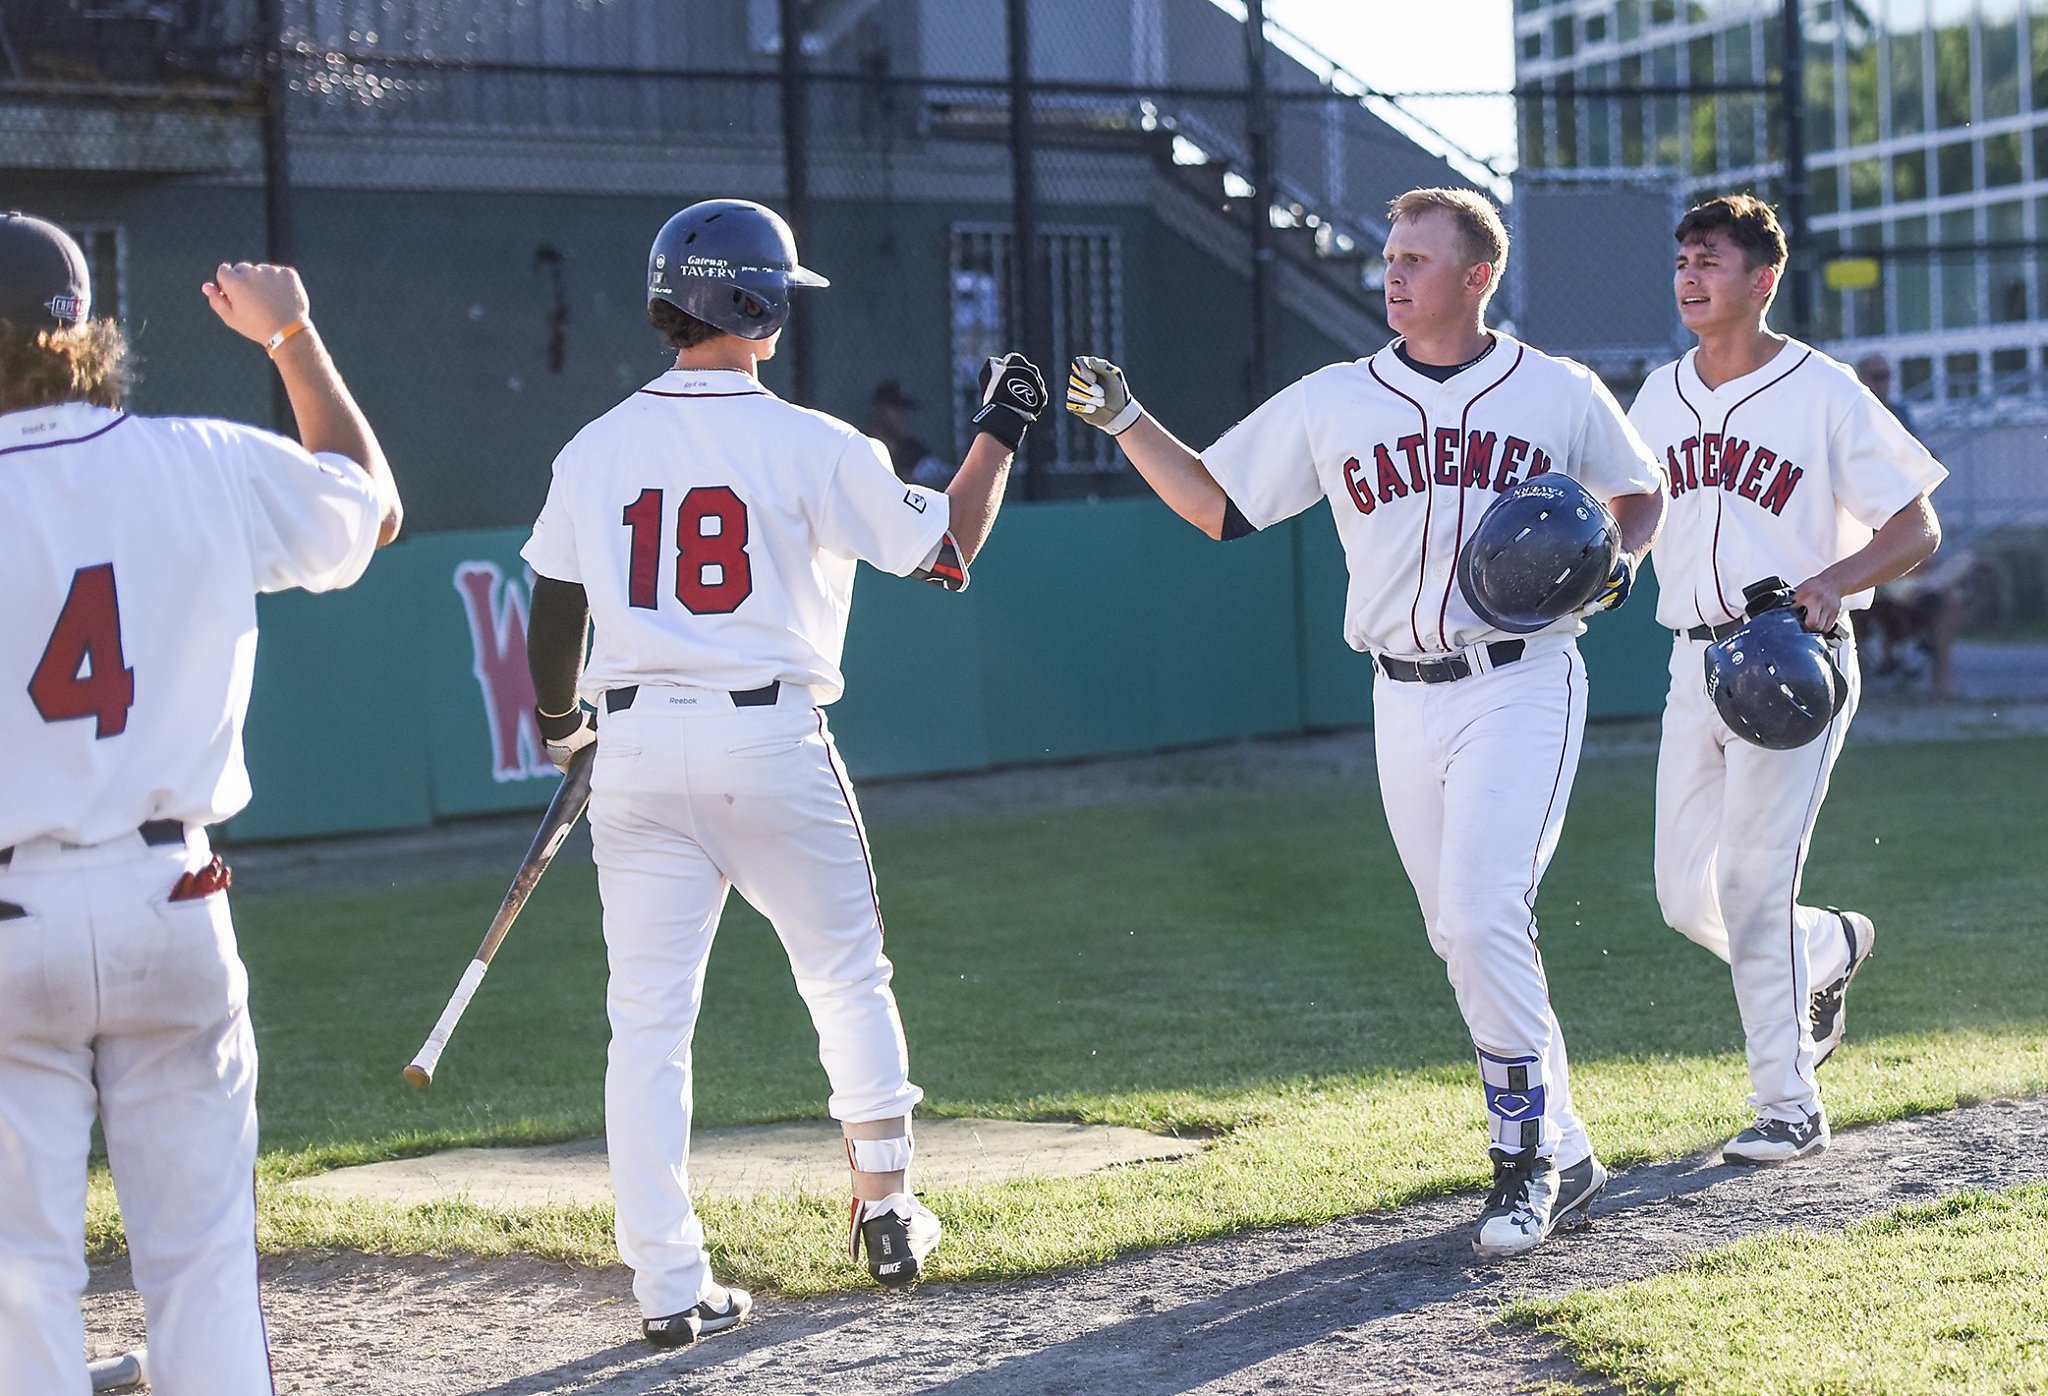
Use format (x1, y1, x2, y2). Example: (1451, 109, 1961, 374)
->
(84, 734, 2048, 1305)
(1517, 1184, 2048, 1395)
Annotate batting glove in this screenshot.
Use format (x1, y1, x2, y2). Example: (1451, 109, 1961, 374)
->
(1586, 555, 1637, 614)
(970, 352, 1047, 451)
(536, 705, 596, 773)
(1066, 356, 1143, 436)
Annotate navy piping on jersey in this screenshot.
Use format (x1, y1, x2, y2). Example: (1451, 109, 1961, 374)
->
(1434, 343, 1526, 649)
(1366, 358, 1435, 653)
(1671, 348, 1813, 626)
(0, 411, 130, 457)
(635, 388, 768, 399)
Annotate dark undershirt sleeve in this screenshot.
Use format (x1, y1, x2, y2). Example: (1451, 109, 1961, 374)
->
(526, 575, 591, 714)
(1220, 497, 1258, 541)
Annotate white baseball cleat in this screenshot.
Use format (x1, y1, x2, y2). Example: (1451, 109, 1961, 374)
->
(851, 1192, 942, 1286)
(1722, 1109, 1830, 1165)
(1471, 1148, 1563, 1259)
(1811, 908, 1875, 1067)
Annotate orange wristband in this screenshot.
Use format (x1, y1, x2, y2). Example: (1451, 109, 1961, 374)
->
(263, 318, 310, 356)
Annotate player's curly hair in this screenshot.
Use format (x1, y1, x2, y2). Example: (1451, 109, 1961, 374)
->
(0, 317, 132, 413)
(1675, 195, 1789, 274)
(648, 299, 727, 350)
(1386, 187, 1510, 289)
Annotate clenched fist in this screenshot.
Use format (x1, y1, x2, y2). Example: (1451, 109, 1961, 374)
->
(970, 352, 1047, 451)
(203, 262, 312, 347)
(1066, 356, 1143, 436)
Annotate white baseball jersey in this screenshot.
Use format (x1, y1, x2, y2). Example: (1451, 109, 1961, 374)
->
(522, 369, 950, 705)
(0, 402, 383, 849)
(1630, 341, 1946, 630)
(1204, 335, 1664, 658)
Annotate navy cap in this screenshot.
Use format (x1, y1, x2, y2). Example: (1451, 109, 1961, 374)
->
(0, 212, 92, 328)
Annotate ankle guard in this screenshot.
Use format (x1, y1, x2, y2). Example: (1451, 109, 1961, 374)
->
(845, 1131, 914, 1176)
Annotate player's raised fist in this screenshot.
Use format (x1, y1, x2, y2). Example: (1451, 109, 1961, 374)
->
(203, 262, 312, 346)
(1066, 355, 1142, 436)
(970, 352, 1047, 451)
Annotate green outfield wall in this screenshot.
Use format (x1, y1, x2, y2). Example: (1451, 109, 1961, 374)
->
(227, 499, 1674, 843)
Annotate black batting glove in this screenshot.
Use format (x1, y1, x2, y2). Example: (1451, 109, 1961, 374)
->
(1587, 555, 1637, 614)
(970, 352, 1047, 452)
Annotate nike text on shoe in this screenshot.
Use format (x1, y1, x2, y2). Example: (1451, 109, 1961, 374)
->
(1722, 1110, 1830, 1166)
(851, 1192, 942, 1286)
(1811, 908, 1875, 1067)
(642, 1286, 753, 1347)
(1551, 1153, 1608, 1230)
(1472, 1148, 1562, 1259)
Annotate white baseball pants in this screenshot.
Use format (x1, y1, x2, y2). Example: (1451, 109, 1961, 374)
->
(1655, 633, 1861, 1121)
(1372, 641, 1592, 1166)
(588, 686, 921, 1320)
(0, 831, 273, 1396)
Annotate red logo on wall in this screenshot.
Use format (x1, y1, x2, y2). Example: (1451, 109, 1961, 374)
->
(452, 561, 555, 782)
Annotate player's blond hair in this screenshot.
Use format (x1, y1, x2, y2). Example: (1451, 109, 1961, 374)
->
(0, 317, 132, 413)
(1387, 187, 1511, 288)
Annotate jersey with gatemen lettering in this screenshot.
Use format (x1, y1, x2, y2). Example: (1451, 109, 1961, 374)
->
(1629, 341, 1947, 631)
(1, 402, 383, 849)
(521, 368, 950, 706)
(1204, 335, 1664, 658)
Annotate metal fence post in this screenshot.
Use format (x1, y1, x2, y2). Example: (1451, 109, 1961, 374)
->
(779, 0, 815, 406)
(1008, 0, 1046, 496)
(1243, 0, 1275, 407)
(257, 0, 294, 431)
(1779, 0, 1811, 338)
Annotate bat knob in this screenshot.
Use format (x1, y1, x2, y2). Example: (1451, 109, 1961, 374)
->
(403, 1064, 433, 1089)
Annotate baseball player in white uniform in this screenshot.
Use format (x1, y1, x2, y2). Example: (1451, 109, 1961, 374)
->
(1067, 188, 1666, 1257)
(0, 213, 400, 1395)
(1631, 195, 1944, 1164)
(520, 199, 1044, 1344)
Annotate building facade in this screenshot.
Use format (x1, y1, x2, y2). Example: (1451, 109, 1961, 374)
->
(1514, 0, 2047, 409)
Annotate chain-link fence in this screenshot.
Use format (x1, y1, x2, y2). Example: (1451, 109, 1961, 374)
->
(2, 0, 1500, 528)
(7, 0, 2044, 534)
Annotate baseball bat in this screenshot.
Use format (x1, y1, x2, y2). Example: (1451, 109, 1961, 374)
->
(404, 744, 597, 1088)
(89, 1347, 147, 1392)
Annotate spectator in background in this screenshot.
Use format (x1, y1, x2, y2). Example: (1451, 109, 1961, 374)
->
(1856, 354, 1914, 436)
(869, 379, 953, 488)
(1856, 353, 1970, 698)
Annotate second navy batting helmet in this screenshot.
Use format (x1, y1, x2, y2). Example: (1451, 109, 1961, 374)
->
(1456, 474, 1622, 634)
(1703, 577, 1849, 750)
(646, 199, 828, 341)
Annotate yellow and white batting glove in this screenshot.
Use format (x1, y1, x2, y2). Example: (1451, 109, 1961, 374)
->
(1066, 355, 1143, 436)
(1585, 555, 1637, 614)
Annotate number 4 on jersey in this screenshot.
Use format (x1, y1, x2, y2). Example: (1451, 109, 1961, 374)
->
(30, 563, 136, 739)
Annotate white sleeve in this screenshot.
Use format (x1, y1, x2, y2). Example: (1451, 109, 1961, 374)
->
(1569, 373, 1665, 501)
(1831, 391, 1947, 530)
(1200, 378, 1324, 530)
(227, 424, 383, 595)
(814, 432, 950, 575)
(520, 449, 583, 584)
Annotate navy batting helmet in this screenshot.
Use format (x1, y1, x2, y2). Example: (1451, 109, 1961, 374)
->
(1703, 578, 1849, 750)
(646, 199, 828, 341)
(1456, 474, 1622, 634)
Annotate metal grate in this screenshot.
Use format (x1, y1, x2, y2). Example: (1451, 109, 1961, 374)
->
(949, 222, 1124, 474)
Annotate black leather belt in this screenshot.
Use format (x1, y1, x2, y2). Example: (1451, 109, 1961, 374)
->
(603, 682, 782, 714)
(1681, 618, 1848, 642)
(0, 818, 187, 869)
(1680, 620, 1744, 642)
(1377, 640, 1527, 684)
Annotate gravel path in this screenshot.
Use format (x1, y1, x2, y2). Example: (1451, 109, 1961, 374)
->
(85, 1096, 2048, 1394)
